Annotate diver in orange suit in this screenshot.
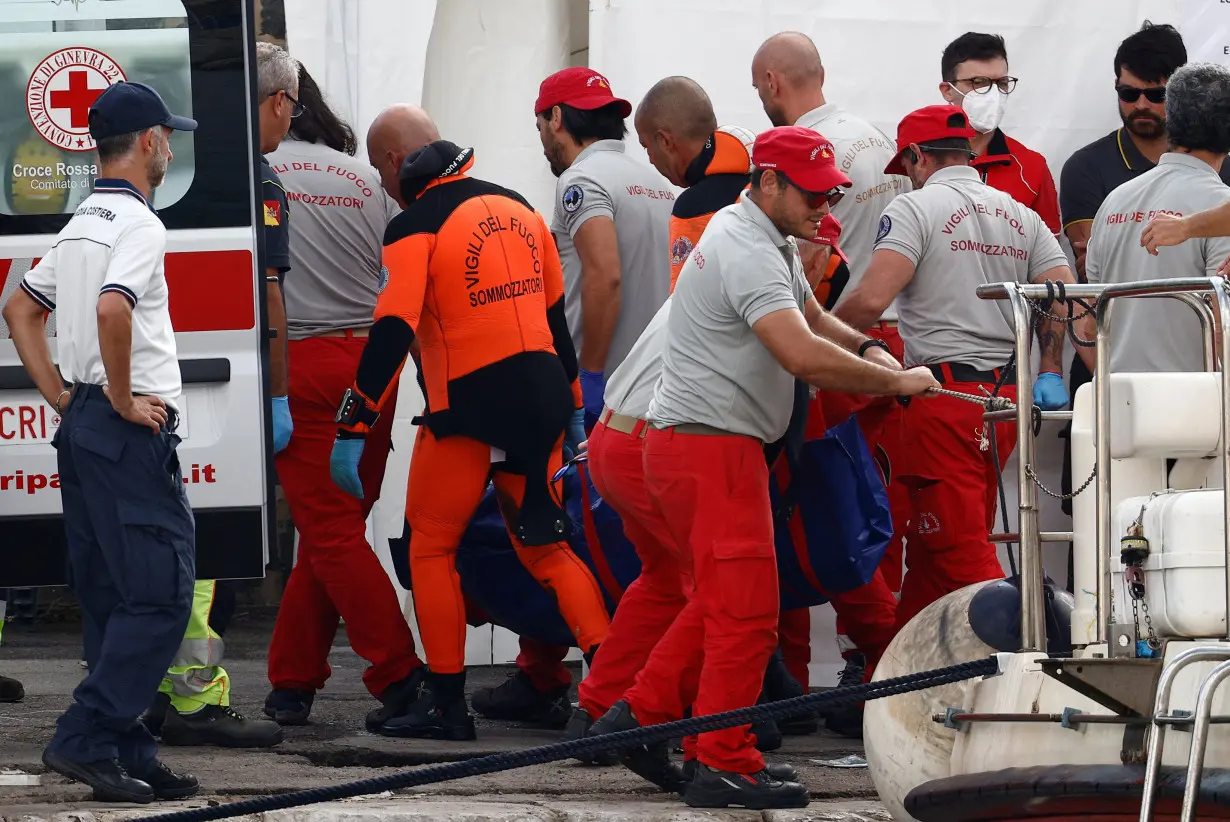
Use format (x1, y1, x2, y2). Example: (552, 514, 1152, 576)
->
(330, 137, 611, 741)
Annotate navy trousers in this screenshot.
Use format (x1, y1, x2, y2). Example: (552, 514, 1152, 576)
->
(47, 384, 194, 769)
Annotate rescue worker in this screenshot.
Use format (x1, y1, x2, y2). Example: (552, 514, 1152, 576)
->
(471, 66, 674, 727)
(1085, 62, 1230, 374)
(3, 81, 199, 802)
(329, 129, 611, 741)
(834, 105, 1077, 631)
(139, 42, 293, 748)
(589, 125, 940, 810)
(939, 32, 1060, 235)
(261, 74, 428, 730)
(750, 30, 907, 735)
(1060, 23, 1230, 508)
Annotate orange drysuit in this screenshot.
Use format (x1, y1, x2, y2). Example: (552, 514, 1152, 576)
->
(668, 129, 753, 292)
(338, 141, 609, 675)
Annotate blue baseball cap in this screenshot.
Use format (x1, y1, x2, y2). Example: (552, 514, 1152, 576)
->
(88, 81, 197, 141)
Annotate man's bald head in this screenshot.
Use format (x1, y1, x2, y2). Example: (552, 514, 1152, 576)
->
(752, 32, 826, 127)
(366, 104, 441, 205)
(635, 76, 717, 144)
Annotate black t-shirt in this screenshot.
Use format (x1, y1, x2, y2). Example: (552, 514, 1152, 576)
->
(1059, 128, 1230, 230)
(261, 157, 291, 277)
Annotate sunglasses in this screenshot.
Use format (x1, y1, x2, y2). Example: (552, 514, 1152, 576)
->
(778, 173, 845, 208)
(1116, 85, 1165, 104)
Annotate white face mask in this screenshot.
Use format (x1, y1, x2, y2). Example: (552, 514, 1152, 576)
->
(954, 86, 1009, 133)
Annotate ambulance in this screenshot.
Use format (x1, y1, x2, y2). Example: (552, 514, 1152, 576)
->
(0, 0, 272, 587)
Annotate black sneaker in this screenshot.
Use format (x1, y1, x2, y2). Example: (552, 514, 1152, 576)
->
(588, 700, 688, 794)
(380, 675, 476, 741)
(469, 669, 571, 728)
(563, 706, 619, 766)
(161, 704, 284, 748)
(824, 653, 866, 738)
(0, 674, 24, 703)
(139, 692, 171, 738)
(683, 763, 809, 810)
(264, 688, 314, 725)
(365, 667, 426, 733)
(683, 758, 798, 783)
(131, 759, 200, 800)
(42, 749, 154, 804)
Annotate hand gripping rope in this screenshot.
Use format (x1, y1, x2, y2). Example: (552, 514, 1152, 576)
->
(135, 657, 1002, 822)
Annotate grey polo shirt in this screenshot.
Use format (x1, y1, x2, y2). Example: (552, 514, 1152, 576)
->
(875, 165, 1068, 371)
(266, 138, 401, 339)
(603, 296, 671, 420)
(1085, 152, 1230, 373)
(551, 139, 675, 374)
(647, 197, 809, 443)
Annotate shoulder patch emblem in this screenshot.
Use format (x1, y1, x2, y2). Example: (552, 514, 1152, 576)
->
(378, 265, 390, 293)
(264, 200, 281, 227)
(562, 184, 584, 214)
(876, 214, 892, 243)
(670, 235, 694, 267)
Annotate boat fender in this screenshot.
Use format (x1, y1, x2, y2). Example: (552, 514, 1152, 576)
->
(967, 574, 1075, 656)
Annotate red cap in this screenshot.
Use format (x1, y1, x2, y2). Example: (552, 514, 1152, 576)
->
(805, 213, 848, 263)
(751, 126, 852, 194)
(535, 68, 631, 118)
(884, 105, 977, 175)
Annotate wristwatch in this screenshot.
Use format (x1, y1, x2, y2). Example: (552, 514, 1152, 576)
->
(859, 338, 892, 358)
(334, 387, 379, 429)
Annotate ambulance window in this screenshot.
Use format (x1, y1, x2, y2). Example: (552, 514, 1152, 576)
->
(0, 0, 254, 235)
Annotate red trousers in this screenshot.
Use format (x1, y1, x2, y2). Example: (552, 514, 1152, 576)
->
(269, 335, 423, 699)
(577, 419, 691, 719)
(777, 608, 812, 690)
(894, 376, 1016, 630)
(627, 428, 779, 774)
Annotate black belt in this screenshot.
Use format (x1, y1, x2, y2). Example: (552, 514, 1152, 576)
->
(926, 362, 1016, 385)
(72, 383, 180, 432)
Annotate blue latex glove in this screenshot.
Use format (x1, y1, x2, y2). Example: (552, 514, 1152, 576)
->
(330, 435, 366, 499)
(272, 395, 293, 453)
(1033, 371, 1069, 411)
(564, 407, 586, 459)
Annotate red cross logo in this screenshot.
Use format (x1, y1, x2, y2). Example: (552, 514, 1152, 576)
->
(50, 70, 106, 129)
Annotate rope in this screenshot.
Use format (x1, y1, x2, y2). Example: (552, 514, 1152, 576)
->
(136, 657, 1000, 822)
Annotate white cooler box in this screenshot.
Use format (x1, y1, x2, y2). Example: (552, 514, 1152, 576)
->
(1112, 490, 1228, 639)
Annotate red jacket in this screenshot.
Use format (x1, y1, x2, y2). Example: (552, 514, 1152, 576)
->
(973, 129, 1061, 235)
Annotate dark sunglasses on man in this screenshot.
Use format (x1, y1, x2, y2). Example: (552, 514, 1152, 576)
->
(778, 172, 845, 208)
(1117, 85, 1165, 104)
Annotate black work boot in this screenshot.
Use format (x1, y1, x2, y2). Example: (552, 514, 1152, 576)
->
(365, 666, 427, 733)
(131, 759, 200, 800)
(380, 671, 476, 741)
(752, 714, 782, 752)
(824, 653, 866, 738)
(683, 758, 798, 784)
(0, 674, 24, 703)
(160, 704, 284, 748)
(139, 691, 171, 738)
(683, 763, 810, 810)
(263, 688, 314, 726)
(763, 651, 817, 735)
(42, 749, 154, 804)
(470, 669, 571, 728)
(588, 700, 688, 794)
(563, 706, 619, 765)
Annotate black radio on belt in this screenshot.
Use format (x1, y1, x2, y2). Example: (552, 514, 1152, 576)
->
(334, 387, 379, 428)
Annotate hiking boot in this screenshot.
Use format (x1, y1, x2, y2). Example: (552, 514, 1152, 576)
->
(365, 666, 426, 733)
(824, 653, 866, 739)
(470, 669, 571, 728)
(139, 692, 171, 738)
(563, 706, 619, 766)
(160, 704, 284, 748)
(683, 758, 798, 784)
(0, 674, 24, 703)
(683, 763, 809, 810)
(588, 700, 688, 794)
(131, 759, 200, 800)
(380, 672, 476, 741)
(42, 750, 154, 804)
(263, 688, 314, 725)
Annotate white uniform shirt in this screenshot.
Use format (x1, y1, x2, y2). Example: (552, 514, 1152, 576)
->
(875, 165, 1068, 371)
(603, 296, 672, 420)
(796, 103, 911, 319)
(1085, 153, 1230, 373)
(21, 179, 181, 406)
(648, 197, 810, 443)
